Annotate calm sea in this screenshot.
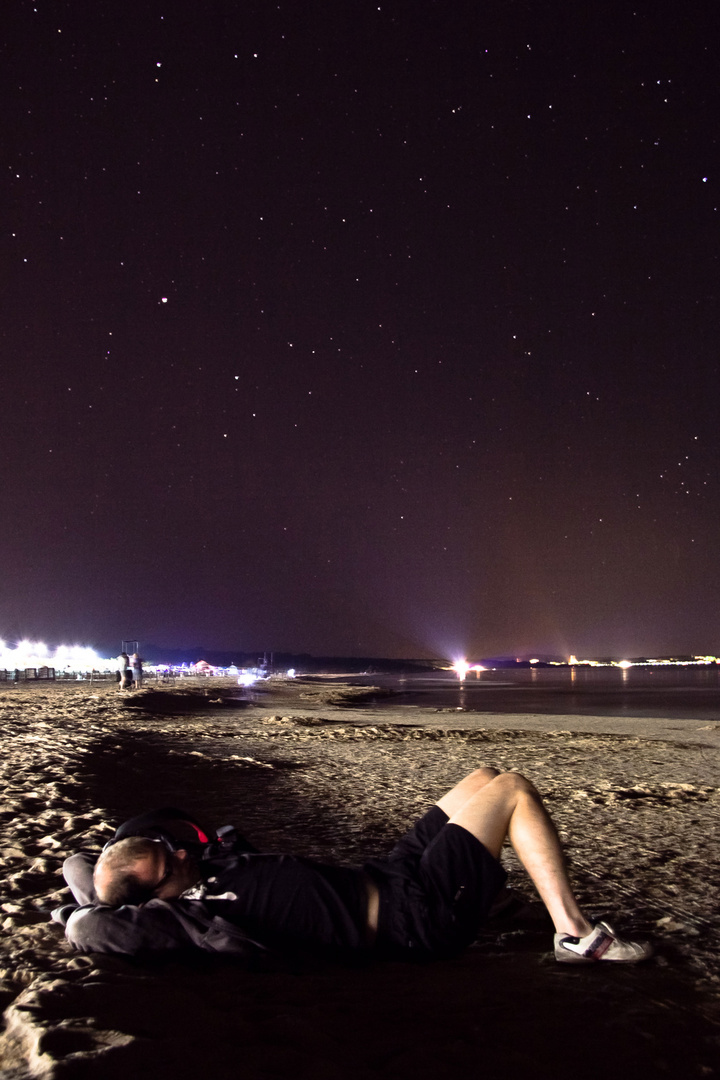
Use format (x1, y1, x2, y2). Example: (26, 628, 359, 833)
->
(340, 666, 720, 720)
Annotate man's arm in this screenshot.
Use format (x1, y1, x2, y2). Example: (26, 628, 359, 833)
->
(65, 897, 269, 958)
(63, 852, 98, 906)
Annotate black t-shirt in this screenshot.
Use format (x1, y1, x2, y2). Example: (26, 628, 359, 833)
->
(198, 853, 368, 953)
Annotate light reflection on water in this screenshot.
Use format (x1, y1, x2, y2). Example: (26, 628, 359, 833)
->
(342, 665, 720, 720)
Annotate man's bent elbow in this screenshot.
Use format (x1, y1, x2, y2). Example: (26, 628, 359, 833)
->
(65, 907, 125, 954)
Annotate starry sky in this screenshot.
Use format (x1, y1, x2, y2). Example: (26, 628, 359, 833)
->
(2, 0, 719, 661)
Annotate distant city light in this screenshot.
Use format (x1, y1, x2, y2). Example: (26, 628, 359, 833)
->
(458, 654, 720, 670)
(0, 640, 114, 671)
(452, 659, 470, 681)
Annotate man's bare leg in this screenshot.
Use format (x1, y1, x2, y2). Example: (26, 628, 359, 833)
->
(435, 767, 501, 818)
(438, 770, 592, 937)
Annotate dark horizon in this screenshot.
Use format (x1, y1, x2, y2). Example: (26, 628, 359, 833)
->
(1, 636, 718, 672)
(3, 2, 719, 660)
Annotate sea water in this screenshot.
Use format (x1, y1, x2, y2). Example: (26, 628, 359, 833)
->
(342, 665, 720, 720)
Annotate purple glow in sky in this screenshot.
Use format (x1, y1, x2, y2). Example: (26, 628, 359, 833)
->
(2, 1, 719, 659)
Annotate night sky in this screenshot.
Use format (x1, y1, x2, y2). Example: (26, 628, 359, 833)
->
(2, 1, 719, 660)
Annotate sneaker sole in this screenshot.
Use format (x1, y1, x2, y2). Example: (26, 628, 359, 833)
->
(555, 945, 652, 964)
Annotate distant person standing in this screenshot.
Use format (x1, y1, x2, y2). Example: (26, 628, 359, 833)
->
(117, 652, 131, 690)
(131, 652, 143, 690)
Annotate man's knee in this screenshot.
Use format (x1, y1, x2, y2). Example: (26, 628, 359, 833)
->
(467, 766, 500, 785)
(489, 771, 539, 800)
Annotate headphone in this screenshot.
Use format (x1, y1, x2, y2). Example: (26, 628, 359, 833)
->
(102, 827, 186, 854)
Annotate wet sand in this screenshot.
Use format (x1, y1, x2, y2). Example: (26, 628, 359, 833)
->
(0, 677, 718, 1078)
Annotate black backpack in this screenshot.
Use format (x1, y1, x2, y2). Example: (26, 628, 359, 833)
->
(105, 806, 259, 859)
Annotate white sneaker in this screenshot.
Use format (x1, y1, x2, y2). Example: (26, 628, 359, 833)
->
(554, 920, 652, 963)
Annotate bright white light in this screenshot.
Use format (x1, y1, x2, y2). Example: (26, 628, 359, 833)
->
(287, 668, 296, 678)
(0, 641, 116, 672)
(618, 660, 633, 669)
(452, 659, 470, 682)
(237, 671, 256, 687)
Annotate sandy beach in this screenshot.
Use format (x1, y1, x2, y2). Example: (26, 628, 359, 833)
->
(0, 676, 718, 1078)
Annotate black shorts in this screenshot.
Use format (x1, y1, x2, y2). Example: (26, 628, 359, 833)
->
(365, 806, 507, 960)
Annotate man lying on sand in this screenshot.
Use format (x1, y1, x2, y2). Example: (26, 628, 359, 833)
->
(54, 768, 651, 964)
